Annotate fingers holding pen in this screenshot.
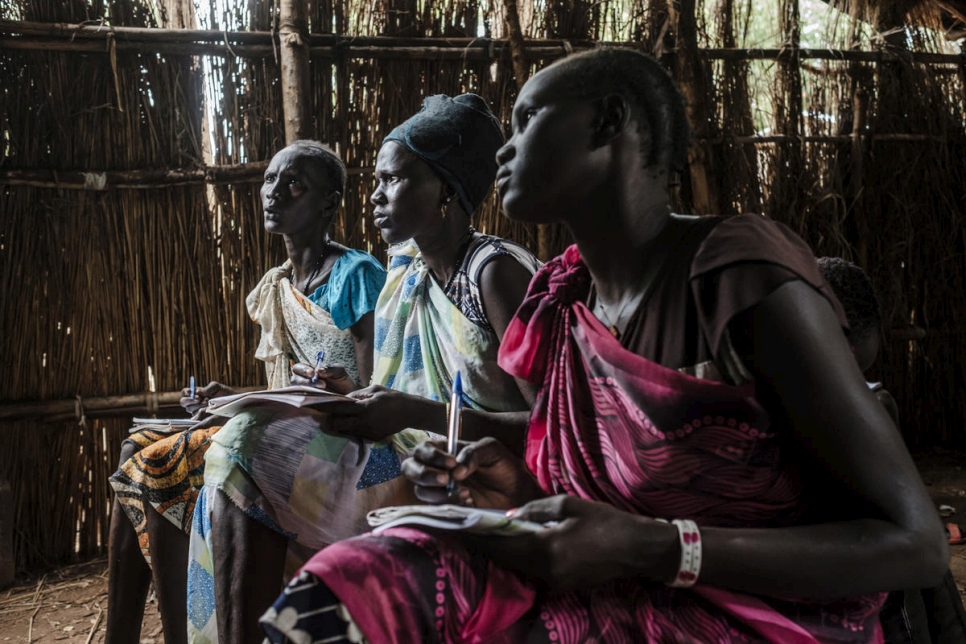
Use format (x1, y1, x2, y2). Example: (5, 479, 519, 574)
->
(402, 441, 468, 505)
(404, 441, 456, 482)
(180, 396, 206, 417)
(180, 380, 234, 418)
(291, 363, 317, 385)
(423, 441, 478, 481)
(291, 362, 357, 395)
(291, 362, 333, 387)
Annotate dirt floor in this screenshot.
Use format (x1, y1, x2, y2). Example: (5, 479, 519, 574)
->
(0, 557, 160, 643)
(0, 452, 964, 643)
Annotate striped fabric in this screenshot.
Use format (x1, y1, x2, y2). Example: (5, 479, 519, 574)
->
(372, 236, 539, 421)
(265, 245, 886, 644)
(110, 425, 221, 564)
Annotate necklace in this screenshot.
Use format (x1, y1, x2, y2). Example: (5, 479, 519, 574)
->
(594, 288, 647, 340)
(296, 238, 331, 294)
(591, 216, 686, 340)
(443, 226, 476, 292)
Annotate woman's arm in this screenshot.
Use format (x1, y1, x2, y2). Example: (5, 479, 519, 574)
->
(506, 281, 947, 598)
(695, 280, 947, 596)
(349, 310, 375, 387)
(476, 255, 540, 407)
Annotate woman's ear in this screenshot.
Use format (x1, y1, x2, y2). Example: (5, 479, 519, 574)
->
(439, 184, 458, 208)
(592, 94, 630, 148)
(323, 191, 342, 214)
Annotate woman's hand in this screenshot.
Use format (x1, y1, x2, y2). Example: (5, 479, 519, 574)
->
(321, 386, 433, 442)
(401, 437, 541, 510)
(180, 381, 235, 418)
(473, 495, 679, 591)
(291, 362, 359, 395)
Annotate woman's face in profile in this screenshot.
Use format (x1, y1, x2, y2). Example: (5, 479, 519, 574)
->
(370, 142, 446, 245)
(497, 67, 601, 225)
(261, 148, 335, 237)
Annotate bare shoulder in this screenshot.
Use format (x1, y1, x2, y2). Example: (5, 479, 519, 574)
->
(478, 253, 535, 340)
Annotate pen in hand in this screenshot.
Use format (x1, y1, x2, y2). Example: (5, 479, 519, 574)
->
(311, 350, 325, 384)
(189, 376, 196, 400)
(446, 371, 463, 496)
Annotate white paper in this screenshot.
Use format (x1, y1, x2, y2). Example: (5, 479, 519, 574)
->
(128, 417, 198, 433)
(367, 504, 549, 537)
(205, 385, 352, 418)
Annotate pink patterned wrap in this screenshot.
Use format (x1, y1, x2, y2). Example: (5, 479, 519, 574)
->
(299, 244, 885, 644)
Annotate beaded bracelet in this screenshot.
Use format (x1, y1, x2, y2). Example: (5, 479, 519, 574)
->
(667, 519, 702, 588)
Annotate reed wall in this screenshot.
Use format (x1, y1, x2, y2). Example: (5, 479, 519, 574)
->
(1, 0, 964, 571)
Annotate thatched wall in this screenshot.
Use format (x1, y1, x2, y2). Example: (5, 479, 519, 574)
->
(1, 0, 964, 572)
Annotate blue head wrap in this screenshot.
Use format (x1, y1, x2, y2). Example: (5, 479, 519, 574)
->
(383, 94, 505, 215)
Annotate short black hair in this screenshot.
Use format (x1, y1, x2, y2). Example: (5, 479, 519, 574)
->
(286, 140, 348, 196)
(817, 257, 882, 340)
(545, 47, 690, 175)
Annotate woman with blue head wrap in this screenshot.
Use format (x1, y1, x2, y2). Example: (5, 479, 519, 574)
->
(382, 93, 504, 218)
(194, 94, 542, 644)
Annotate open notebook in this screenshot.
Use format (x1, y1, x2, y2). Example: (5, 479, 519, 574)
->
(367, 504, 551, 537)
(206, 385, 352, 418)
(129, 417, 198, 434)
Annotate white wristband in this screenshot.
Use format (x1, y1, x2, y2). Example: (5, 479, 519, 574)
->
(667, 519, 702, 588)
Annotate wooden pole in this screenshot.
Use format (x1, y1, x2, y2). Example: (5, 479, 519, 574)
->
(279, 0, 313, 142)
(0, 38, 590, 61)
(0, 22, 963, 65)
(3, 16, 962, 61)
(0, 162, 269, 189)
(0, 163, 372, 190)
(0, 392, 185, 422)
(0, 479, 12, 589)
(502, 0, 531, 88)
(671, 0, 719, 215)
(850, 88, 870, 268)
(0, 387, 262, 423)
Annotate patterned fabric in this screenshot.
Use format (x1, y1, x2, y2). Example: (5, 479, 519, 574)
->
(189, 236, 539, 644)
(249, 254, 386, 389)
(306, 248, 387, 332)
(261, 570, 369, 644)
(267, 244, 886, 644)
(372, 234, 540, 415)
(108, 254, 383, 573)
(109, 426, 222, 565)
(444, 235, 540, 333)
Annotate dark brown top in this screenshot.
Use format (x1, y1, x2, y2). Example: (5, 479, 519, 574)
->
(617, 214, 847, 380)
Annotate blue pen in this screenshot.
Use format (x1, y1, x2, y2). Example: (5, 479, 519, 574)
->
(446, 371, 463, 495)
(189, 375, 196, 399)
(311, 350, 325, 384)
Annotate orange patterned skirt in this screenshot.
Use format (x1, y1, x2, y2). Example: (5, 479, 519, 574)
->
(109, 424, 222, 565)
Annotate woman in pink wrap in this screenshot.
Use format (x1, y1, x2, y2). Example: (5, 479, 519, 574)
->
(259, 48, 947, 644)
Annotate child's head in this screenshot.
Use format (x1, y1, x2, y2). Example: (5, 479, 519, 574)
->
(817, 257, 882, 373)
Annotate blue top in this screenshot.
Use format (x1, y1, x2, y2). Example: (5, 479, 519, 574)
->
(308, 248, 387, 330)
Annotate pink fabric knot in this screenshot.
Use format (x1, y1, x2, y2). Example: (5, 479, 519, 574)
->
(545, 268, 590, 305)
(545, 245, 590, 306)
